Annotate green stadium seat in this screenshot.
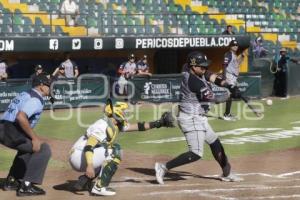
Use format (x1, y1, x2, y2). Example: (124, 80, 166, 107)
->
(136, 26, 145, 34)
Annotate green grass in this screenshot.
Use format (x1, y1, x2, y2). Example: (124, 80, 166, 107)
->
(1, 97, 300, 171)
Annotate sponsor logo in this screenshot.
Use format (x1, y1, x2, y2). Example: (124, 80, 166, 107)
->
(0, 40, 14, 51)
(72, 38, 81, 50)
(135, 37, 236, 49)
(94, 38, 103, 50)
(115, 38, 124, 49)
(49, 39, 59, 50)
(144, 82, 152, 95)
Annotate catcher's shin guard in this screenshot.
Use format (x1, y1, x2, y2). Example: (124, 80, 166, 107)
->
(95, 158, 120, 188)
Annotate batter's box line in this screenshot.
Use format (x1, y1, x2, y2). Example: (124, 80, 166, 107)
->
(139, 185, 300, 197)
(205, 171, 300, 180)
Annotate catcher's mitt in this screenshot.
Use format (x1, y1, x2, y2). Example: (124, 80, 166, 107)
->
(159, 112, 175, 127)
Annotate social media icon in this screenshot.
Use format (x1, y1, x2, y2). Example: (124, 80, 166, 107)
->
(49, 39, 59, 50)
(72, 39, 81, 50)
(94, 38, 103, 50)
(115, 38, 124, 49)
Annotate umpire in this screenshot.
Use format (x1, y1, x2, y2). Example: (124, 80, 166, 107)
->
(0, 74, 52, 196)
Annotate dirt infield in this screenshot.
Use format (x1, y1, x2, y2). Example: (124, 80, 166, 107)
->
(0, 138, 299, 200)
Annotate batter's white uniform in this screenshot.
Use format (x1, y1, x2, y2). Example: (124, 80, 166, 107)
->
(69, 119, 115, 173)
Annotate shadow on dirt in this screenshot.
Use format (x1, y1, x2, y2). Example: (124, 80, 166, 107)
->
(127, 167, 221, 184)
(53, 180, 88, 195)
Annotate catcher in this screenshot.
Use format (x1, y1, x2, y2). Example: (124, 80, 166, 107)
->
(69, 99, 174, 196)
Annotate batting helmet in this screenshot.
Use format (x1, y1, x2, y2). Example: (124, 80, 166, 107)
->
(187, 51, 211, 68)
(229, 40, 239, 47)
(105, 100, 128, 128)
(128, 54, 135, 60)
(34, 64, 43, 71)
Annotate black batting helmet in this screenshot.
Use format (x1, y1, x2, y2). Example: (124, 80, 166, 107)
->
(128, 53, 135, 60)
(187, 51, 211, 68)
(34, 64, 43, 71)
(229, 40, 239, 47)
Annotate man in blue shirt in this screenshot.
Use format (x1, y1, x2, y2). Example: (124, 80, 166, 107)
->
(0, 74, 52, 196)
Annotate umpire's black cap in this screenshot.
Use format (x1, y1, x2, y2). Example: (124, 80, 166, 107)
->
(32, 73, 51, 87)
(187, 51, 211, 68)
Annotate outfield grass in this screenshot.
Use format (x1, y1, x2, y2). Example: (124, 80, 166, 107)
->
(1, 97, 300, 171)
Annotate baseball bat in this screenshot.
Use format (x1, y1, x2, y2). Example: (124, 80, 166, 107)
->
(241, 96, 262, 117)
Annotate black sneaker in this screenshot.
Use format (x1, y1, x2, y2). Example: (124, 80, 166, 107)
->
(3, 176, 19, 191)
(73, 175, 92, 191)
(17, 182, 46, 196)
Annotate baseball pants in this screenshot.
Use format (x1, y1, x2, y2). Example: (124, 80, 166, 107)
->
(177, 112, 218, 157)
(69, 146, 113, 174)
(0, 121, 51, 184)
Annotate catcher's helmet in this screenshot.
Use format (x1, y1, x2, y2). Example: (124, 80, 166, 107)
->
(187, 51, 211, 68)
(229, 40, 239, 47)
(105, 100, 128, 128)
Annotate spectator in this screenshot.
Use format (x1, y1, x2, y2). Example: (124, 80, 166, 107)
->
(252, 37, 268, 58)
(52, 53, 79, 78)
(0, 56, 8, 81)
(117, 54, 137, 95)
(136, 55, 152, 76)
(53, 66, 67, 79)
(60, 0, 79, 26)
(30, 64, 44, 79)
(222, 25, 235, 35)
(273, 48, 300, 98)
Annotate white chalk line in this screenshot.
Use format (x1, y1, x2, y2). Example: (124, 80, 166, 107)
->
(113, 171, 300, 188)
(114, 172, 300, 200)
(203, 171, 300, 179)
(139, 186, 300, 199)
(239, 194, 300, 200)
(291, 121, 300, 124)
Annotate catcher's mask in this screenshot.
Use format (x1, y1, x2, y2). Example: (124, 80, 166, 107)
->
(105, 99, 128, 128)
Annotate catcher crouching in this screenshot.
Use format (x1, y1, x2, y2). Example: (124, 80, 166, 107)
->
(69, 99, 174, 196)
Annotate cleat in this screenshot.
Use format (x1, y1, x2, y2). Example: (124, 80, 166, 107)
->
(223, 114, 237, 121)
(220, 173, 244, 182)
(17, 182, 46, 196)
(155, 162, 167, 185)
(90, 186, 116, 196)
(3, 176, 19, 191)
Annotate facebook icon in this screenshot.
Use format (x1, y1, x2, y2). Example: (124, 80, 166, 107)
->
(49, 39, 59, 50)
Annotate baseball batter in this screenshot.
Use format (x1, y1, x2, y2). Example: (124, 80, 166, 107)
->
(155, 51, 243, 184)
(69, 100, 174, 196)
